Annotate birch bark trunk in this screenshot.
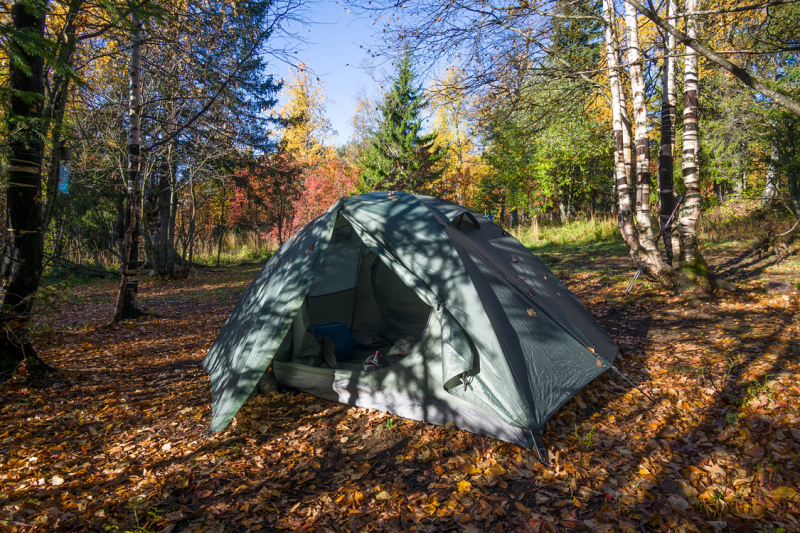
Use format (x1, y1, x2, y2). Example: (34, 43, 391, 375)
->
(673, 0, 722, 291)
(625, 2, 651, 221)
(603, 0, 636, 246)
(625, 1, 667, 274)
(113, 11, 146, 322)
(679, 0, 701, 265)
(601, 0, 694, 293)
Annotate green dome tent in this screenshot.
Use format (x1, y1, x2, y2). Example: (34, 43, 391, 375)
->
(203, 192, 618, 462)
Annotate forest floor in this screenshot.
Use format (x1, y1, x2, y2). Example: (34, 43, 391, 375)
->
(1, 239, 799, 533)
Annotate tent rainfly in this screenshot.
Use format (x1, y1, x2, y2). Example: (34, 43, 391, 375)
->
(203, 192, 619, 463)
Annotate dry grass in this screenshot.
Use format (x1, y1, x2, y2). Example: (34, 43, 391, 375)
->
(512, 216, 621, 248)
(192, 230, 278, 265)
(698, 200, 797, 244)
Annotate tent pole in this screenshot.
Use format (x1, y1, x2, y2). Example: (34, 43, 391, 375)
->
(609, 365, 655, 403)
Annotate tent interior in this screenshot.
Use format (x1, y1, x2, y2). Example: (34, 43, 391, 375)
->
(272, 215, 433, 371)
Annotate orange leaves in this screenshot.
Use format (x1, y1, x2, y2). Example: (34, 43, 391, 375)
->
(3, 253, 800, 532)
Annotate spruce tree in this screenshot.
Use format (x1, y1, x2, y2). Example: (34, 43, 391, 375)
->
(360, 51, 444, 192)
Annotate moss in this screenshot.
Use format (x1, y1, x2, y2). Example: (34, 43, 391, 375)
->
(679, 254, 715, 293)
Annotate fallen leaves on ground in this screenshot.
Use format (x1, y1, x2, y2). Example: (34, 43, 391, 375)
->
(1, 247, 799, 532)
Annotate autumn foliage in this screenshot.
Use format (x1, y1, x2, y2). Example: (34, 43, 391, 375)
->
(2, 242, 799, 532)
(224, 64, 358, 242)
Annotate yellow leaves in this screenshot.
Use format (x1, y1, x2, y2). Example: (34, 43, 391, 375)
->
(682, 466, 704, 480)
(422, 495, 440, 514)
(276, 63, 333, 161)
(6, 245, 799, 533)
(771, 486, 798, 500)
(459, 463, 482, 475)
(526, 308, 536, 317)
(485, 463, 506, 477)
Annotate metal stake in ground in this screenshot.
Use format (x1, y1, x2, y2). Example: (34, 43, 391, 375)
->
(624, 193, 686, 294)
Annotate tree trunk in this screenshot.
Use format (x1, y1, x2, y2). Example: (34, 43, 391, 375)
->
(731, 169, 745, 198)
(114, 13, 146, 322)
(626, 2, 651, 218)
(625, 2, 665, 268)
(216, 198, 226, 268)
(676, 0, 717, 291)
(658, 0, 678, 265)
(145, 154, 175, 277)
(116, 189, 126, 257)
(622, 103, 635, 205)
(603, 0, 637, 247)
(167, 146, 179, 276)
(182, 172, 198, 278)
(1, 0, 53, 378)
(624, 0, 800, 119)
(41, 0, 82, 232)
(788, 168, 800, 218)
(761, 144, 780, 207)
(599, 0, 696, 294)
(679, 0, 701, 266)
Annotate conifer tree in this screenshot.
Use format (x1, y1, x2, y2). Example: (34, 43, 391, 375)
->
(360, 51, 444, 192)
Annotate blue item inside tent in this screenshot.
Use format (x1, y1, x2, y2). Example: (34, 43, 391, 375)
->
(313, 322, 355, 360)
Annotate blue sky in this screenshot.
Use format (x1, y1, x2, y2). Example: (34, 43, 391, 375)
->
(275, 2, 378, 146)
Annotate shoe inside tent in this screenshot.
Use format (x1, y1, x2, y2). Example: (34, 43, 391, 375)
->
(203, 192, 619, 463)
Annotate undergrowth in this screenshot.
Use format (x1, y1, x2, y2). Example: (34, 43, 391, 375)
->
(511, 216, 621, 247)
(698, 200, 797, 244)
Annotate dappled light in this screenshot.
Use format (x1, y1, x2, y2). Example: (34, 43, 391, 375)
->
(2, 0, 799, 530)
(0, 229, 799, 531)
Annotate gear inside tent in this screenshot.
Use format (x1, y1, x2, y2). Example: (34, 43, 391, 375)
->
(203, 191, 619, 463)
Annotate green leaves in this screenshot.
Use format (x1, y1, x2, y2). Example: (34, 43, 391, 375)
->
(360, 50, 445, 193)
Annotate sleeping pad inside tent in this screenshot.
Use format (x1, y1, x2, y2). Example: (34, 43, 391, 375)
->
(203, 191, 619, 462)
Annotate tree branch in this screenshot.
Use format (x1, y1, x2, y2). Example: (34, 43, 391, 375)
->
(686, 0, 800, 16)
(624, 0, 800, 118)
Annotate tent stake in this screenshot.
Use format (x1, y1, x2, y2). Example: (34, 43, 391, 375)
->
(530, 430, 550, 467)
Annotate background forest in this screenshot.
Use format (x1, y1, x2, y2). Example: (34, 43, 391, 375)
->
(1, 0, 799, 365)
(2, 2, 800, 532)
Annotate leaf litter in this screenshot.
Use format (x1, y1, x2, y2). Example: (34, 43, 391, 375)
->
(1, 257, 799, 532)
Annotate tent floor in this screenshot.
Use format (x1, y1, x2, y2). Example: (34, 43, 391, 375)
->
(318, 342, 413, 371)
